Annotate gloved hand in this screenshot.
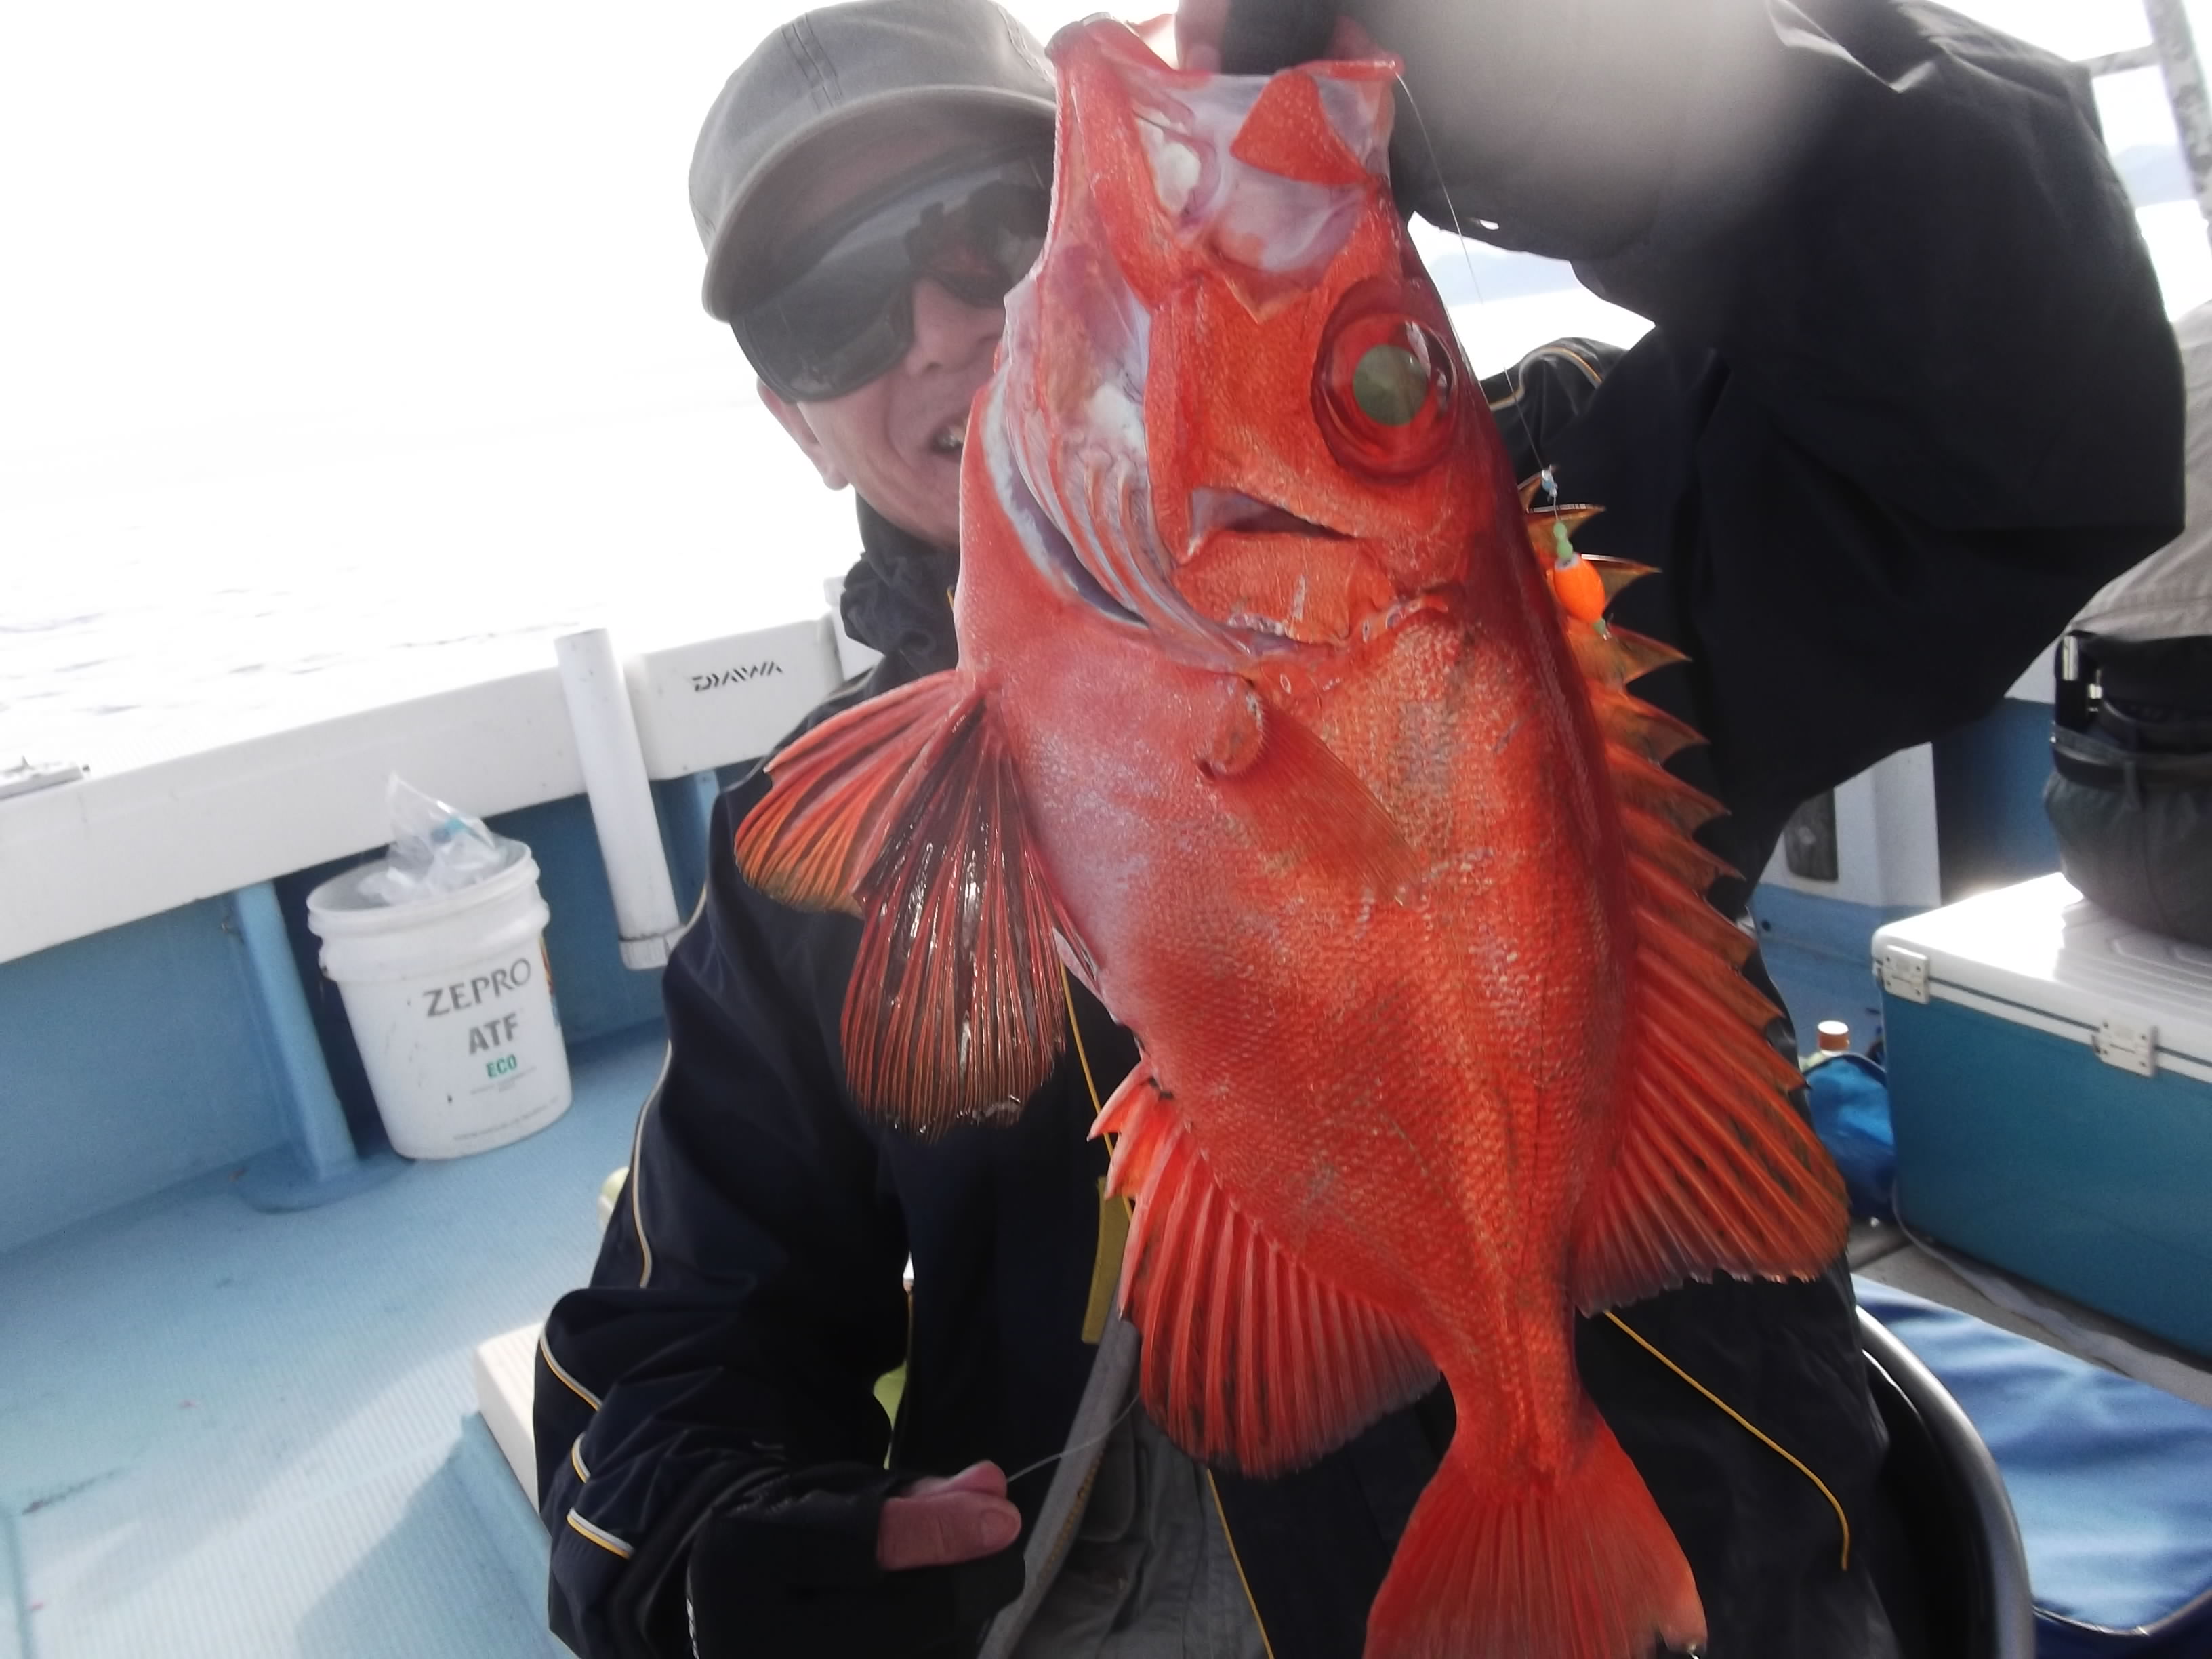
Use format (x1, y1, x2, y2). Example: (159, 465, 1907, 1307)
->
(1179, 0, 1805, 274)
(682, 1462, 1025, 1658)
(1176, 0, 1345, 77)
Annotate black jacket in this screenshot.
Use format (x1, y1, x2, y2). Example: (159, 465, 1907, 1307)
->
(536, 2, 2182, 1654)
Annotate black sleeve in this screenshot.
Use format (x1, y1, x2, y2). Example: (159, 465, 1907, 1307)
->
(1227, 0, 2186, 850)
(533, 779, 1012, 1658)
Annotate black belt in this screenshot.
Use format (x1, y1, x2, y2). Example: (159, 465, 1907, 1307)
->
(2051, 726, 2212, 797)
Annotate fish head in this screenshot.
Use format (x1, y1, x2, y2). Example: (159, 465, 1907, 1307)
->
(972, 19, 1512, 663)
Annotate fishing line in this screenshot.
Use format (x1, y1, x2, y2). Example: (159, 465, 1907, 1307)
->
(1015, 965, 1145, 1490)
(1393, 73, 1555, 496)
(1000, 1389, 1143, 1486)
(1604, 1308, 1852, 1572)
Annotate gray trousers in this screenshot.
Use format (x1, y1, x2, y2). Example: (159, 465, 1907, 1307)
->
(983, 1317, 1271, 1659)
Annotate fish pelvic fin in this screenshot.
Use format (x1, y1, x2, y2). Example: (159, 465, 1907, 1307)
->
(734, 672, 1067, 1136)
(1094, 1067, 1437, 1475)
(1366, 1420, 1705, 1659)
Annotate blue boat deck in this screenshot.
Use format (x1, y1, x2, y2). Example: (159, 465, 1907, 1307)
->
(4, 888, 2206, 1659)
(0, 920, 1879, 1659)
(0, 1025, 662, 1659)
(0, 913, 1955, 1659)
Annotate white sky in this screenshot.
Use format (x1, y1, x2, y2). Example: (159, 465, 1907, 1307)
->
(3, 0, 2210, 768)
(0, 0, 2198, 486)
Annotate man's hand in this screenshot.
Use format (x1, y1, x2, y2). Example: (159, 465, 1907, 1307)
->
(876, 1460, 1021, 1570)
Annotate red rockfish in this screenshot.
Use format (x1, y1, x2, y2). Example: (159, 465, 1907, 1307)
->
(738, 22, 1847, 1658)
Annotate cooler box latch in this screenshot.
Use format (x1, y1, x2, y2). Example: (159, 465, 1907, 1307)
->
(1879, 944, 1930, 1004)
(2093, 1017, 2158, 1077)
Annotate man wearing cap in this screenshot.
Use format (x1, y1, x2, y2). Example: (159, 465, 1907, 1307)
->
(534, 0, 2181, 1655)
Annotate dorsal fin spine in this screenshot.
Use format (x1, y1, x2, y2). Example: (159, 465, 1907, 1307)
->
(1561, 529, 1849, 1313)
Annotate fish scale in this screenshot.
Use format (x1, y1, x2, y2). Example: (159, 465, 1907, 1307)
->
(735, 20, 1847, 1658)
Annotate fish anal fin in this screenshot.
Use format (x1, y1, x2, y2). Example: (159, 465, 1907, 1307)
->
(1095, 1070, 1437, 1475)
(1207, 687, 1422, 897)
(734, 673, 975, 912)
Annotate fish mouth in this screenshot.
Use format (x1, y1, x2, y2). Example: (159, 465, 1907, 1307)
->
(1186, 487, 1351, 556)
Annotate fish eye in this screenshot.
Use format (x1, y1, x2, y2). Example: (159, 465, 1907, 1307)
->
(1314, 279, 1458, 476)
(1353, 342, 1431, 426)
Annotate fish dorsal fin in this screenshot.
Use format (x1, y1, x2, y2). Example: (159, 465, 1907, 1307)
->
(1538, 521, 1849, 1309)
(1094, 1067, 1438, 1475)
(735, 673, 1067, 1136)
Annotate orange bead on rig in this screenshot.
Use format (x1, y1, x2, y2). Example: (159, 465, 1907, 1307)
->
(1546, 518, 1609, 623)
(1550, 556, 1607, 623)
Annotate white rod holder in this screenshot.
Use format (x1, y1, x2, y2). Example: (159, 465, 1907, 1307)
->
(554, 628, 685, 970)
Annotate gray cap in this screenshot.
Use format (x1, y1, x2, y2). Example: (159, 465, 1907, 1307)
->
(690, 0, 1057, 322)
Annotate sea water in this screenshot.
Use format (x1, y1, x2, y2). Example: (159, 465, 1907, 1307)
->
(0, 394, 856, 776)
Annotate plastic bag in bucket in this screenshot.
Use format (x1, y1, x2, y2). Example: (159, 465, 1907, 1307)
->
(307, 779, 571, 1159)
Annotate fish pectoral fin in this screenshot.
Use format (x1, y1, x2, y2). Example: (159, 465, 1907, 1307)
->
(1202, 687, 1421, 897)
(735, 672, 975, 913)
(1566, 783, 1849, 1312)
(737, 673, 1067, 1137)
(1094, 1067, 1437, 1475)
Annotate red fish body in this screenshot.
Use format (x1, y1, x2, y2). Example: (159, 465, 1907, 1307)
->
(739, 24, 1847, 1658)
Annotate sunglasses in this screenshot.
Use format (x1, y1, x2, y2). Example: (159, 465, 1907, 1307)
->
(734, 145, 1053, 404)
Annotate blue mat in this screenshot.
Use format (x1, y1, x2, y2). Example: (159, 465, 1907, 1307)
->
(1858, 1279, 2212, 1656)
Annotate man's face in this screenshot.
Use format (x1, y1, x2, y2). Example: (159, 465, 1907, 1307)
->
(761, 278, 1006, 550)
(755, 129, 1029, 550)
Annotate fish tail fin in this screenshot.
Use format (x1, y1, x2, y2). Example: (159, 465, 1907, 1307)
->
(1367, 1425, 1705, 1659)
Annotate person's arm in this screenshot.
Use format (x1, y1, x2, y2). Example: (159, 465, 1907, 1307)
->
(533, 777, 1020, 1659)
(1208, 0, 2184, 842)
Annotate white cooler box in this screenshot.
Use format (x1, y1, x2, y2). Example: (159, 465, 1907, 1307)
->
(1870, 874, 2212, 1358)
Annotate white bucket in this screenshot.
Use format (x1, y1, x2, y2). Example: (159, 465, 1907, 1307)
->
(306, 845, 572, 1159)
